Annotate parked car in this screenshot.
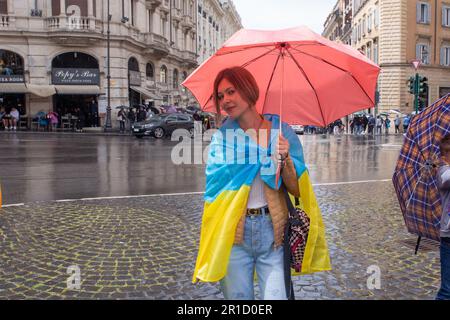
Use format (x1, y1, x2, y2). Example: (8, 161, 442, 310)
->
(131, 113, 195, 139)
(291, 124, 304, 135)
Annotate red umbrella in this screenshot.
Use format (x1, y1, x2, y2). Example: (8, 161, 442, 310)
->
(182, 26, 380, 127)
(183, 26, 380, 185)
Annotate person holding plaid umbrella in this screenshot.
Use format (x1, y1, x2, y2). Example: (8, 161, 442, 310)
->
(392, 93, 450, 300)
(436, 134, 450, 299)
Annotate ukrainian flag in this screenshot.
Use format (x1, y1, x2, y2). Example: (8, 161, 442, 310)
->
(193, 115, 331, 283)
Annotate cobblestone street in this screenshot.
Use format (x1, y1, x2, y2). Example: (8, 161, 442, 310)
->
(0, 180, 441, 300)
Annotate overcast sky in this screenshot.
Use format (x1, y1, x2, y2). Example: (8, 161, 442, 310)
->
(232, 0, 337, 34)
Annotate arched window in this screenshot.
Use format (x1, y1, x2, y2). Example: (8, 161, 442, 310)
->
(182, 71, 188, 81)
(128, 57, 139, 72)
(0, 49, 24, 75)
(173, 69, 179, 89)
(146, 63, 154, 79)
(160, 65, 167, 84)
(52, 52, 98, 68)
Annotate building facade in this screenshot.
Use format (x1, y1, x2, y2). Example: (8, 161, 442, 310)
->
(196, 0, 241, 64)
(0, 0, 198, 128)
(322, 0, 343, 43)
(323, 0, 450, 115)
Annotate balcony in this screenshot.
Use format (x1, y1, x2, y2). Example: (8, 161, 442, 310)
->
(181, 51, 198, 68)
(0, 15, 10, 28)
(146, 0, 162, 10)
(144, 32, 170, 57)
(45, 16, 102, 44)
(181, 15, 195, 30)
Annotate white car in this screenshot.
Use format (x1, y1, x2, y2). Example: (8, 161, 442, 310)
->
(291, 124, 304, 135)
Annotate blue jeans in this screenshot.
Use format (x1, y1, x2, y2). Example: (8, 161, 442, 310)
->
(437, 237, 450, 300)
(220, 213, 287, 300)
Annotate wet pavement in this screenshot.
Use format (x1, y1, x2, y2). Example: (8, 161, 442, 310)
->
(0, 132, 442, 300)
(0, 132, 403, 205)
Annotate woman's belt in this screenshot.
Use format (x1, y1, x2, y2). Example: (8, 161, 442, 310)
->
(246, 206, 270, 217)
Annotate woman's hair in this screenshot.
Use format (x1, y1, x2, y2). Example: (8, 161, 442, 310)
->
(212, 66, 259, 120)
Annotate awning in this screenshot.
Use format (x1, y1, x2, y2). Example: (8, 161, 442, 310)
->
(55, 85, 101, 95)
(130, 86, 162, 100)
(26, 84, 56, 97)
(0, 83, 28, 93)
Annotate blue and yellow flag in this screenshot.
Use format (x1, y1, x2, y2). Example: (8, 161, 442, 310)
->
(193, 114, 331, 283)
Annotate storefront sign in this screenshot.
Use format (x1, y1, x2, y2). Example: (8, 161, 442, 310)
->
(129, 70, 141, 86)
(52, 68, 99, 85)
(0, 75, 25, 83)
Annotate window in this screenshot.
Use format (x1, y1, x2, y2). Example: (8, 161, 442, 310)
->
(368, 12, 372, 32)
(367, 43, 372, 61)
(0, 0, 7, 14)
(374, 7, 379, 28)
(202, 11, 206, 19)
(416, 43, 430, 64)
(362, 16, 366, 36)
(441, 46, 450, 66)
(173, 69, 179, 89)
(373, 39, 379, 65)
(146, 63, 154, 79)
(160, 65, 168, 83)
(443, 6, 450, 27)
(417, 2, 431, 24)
(198, 5, 202, 14)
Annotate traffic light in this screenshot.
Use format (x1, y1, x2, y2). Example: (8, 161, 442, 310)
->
(418, 76, 428, 97)
(408, 76, 416, 94)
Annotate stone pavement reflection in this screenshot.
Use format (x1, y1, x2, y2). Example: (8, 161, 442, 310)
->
(0, 180, 440, 300)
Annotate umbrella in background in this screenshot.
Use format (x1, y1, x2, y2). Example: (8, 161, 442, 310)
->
(392, 94, 450, 249)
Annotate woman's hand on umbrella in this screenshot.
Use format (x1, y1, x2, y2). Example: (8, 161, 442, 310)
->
(277, 136, 289, 161)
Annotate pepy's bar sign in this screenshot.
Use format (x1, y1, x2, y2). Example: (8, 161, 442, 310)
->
(52, 68, 99, 85)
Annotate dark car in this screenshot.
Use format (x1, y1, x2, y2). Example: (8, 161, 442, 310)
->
(131, 113, 195, 139)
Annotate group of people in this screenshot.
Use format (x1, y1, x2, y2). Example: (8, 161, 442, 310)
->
(0, 106, 20, 131)
(117, 105, 158, 133)
(348, 113, 412, 136)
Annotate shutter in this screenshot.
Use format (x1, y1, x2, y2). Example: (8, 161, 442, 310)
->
(427, 3, 431, 24)
(441, 47, 445, 66)
(443, 7, 446, 26)
(417, 3, 421, 23)
(416, 44, 421, 60)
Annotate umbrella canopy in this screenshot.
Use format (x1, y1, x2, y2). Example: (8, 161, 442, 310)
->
(392, 94, 450, 241)
(182, 26, 380, 127)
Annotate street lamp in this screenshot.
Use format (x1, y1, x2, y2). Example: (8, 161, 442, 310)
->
(104, 0, 112, 131)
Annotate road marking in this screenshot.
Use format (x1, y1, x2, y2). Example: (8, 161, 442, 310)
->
(1, 179, 392, 206)
(1, 203, 25, 207)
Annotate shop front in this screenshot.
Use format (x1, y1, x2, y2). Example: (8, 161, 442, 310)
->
(0, 49, 26, 116)
(51, 52, 101, 128)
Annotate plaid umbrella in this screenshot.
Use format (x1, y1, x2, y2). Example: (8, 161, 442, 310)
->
(392, 94, 450, 243)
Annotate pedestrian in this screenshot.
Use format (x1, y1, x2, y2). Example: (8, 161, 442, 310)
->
(9, 107, 19, 131)
(90, 99, 98, 127)
(362, 115, 368, 134)
(333, 119, 343, 135)
(353, 116, 361, 135)
(193, 66, 330, 300)
(376, 116, 383, 135)
(368, 115, 376, 135)
(47, 110, 59, 131)
(117, 108, 126, 133)
(384, 117, 391, 135)
(394, 115, 401, 134)
(349, 118, 354, 135)
(436, 135, 450, 300)
(127, 108, 136, 132)
(403, 115, 411, 133)
(137, 107, 147, 122)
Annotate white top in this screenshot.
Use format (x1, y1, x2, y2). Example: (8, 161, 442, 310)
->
(10, 110, 19, 120)
(247, 172, 268, 209)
